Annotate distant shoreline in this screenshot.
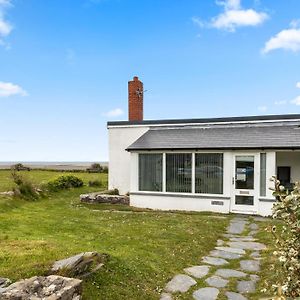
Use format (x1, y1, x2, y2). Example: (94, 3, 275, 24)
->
(0, 162, 108, 170)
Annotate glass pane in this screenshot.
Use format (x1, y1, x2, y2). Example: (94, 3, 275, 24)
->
(166, 153, 192, 193)
(235, 196, 254, 206)
(235, 156, 254, 189)
(195, 153, 223, 194)
(260, 153, 266, 197)
(139, 154, 162, 192)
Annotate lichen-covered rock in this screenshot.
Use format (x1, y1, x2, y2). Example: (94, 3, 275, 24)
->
(80, 193, 129, 205)
(51, 252, 108, 278)
(0, 275, 82, 299)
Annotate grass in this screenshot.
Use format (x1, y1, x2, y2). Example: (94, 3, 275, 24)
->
(0, 170, 283, 299)
(0, 170, 230, 299)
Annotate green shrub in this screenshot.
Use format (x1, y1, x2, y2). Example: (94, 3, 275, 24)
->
(270, 177, 300, 298)
(88, 180, 102, 187)
(11, 171, 39, 200)
(47, 175, 84, 191)
(11, 163, 31, 171)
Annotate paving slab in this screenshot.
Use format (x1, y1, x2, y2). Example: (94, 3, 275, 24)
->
(230, 237, 256, 242)
(193, 287, 219, 300)
(240, 260, 260, 272)
(227, 221, 247, 234)
(250, 274, 260, 282)
(184, 265, 210, 278)
(237, 280, 256, 293)
(249, 223, 259, 230)
(165, 274, 197, 293)
(215, 269, 247, 278)
(226, 291, 248, 300)
(202, 256, 229, 266)
(217, 239, 225, 246)
(250, 251, 260, 258)
(205, 275, 229, 288)
(248, 230, 258, 236)
(215, 247, 246, 255)
(210, 249, 242, 260)
(253, 216, 268, 222)
(228, 241, 267, 251)
(160, 292, 172, 300)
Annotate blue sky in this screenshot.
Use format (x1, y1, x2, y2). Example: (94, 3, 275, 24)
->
(1, 0, 300, 161)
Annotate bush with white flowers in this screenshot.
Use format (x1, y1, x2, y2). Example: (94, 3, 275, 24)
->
(271, 177, 300, 298)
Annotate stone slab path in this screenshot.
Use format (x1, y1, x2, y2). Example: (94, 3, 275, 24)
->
(160, 216, 267, 299)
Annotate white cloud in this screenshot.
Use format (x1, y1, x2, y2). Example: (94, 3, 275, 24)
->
(296, 82, 300, 89)
(0, 0, 12, 45)
(0, 82, 28, 97)
(291, 96, 300, 106)
(258, 105, 267, 112)
(103, 108, 124, 117)
(262, 27, 300, 54)
(191, 17, 205, 28)
(194, 0, 269, 32)
(275, 100, 287, 105)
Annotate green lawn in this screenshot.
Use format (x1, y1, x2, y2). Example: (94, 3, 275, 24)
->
(0, 170, 279, 299)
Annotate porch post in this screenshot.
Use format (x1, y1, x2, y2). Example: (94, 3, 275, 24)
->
(266, 151, 276, 199)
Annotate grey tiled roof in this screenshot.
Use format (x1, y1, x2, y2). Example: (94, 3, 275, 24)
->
(127, 125, 300, 150)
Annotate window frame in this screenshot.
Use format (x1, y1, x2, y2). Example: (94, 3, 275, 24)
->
(137, 150, 225, 196)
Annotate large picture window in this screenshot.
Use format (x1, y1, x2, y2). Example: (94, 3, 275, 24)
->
(139, 154, 163, 192)
(195, 153, 223, 194)
(166, 153, 192, 193)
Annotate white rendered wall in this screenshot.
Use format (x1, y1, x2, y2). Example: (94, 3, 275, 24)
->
(258, 151, 276, 217)
(108, 126, 149, 194)
(130, 193, 231, 213)
(276, 151, 300, 183)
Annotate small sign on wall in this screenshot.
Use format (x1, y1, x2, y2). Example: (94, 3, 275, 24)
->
(211, 200, 224, 206)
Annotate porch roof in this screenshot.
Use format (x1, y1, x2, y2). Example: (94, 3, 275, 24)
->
(127, 125, 300, 151)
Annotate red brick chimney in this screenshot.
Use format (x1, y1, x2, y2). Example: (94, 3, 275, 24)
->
(128, 76, 143, 121)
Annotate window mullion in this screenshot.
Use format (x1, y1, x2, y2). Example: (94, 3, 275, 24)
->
(192, 152, 195, 193)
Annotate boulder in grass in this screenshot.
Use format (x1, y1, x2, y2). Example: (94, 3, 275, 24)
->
(51, 252, 108, 278)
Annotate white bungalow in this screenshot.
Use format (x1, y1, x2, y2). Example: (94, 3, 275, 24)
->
(107, 77, 300, 216)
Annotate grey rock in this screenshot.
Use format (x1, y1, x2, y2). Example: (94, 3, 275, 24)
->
(210, 249, 242, 260)
(0, 275, 82, 300)
(0, 278, 11, 288)
(80, 193, 129, 205)
(51, 252, 107, 277)
(165, 274, 197, 293)
(193, 287, 219, 300)
(202, 256, 229, 266)
(249, 223, 259, 230)
(215, 247, 246, 255)
(237, 280, 256, 293)
(205, 276, 228, 288)
(226, 291, 248, 300)
(228, 241, 266, 251)
(240, 260, 260, 272)
(215, 269, 247, 278)
(184, 265, 210, 278)
(160, 292, 172, 300)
